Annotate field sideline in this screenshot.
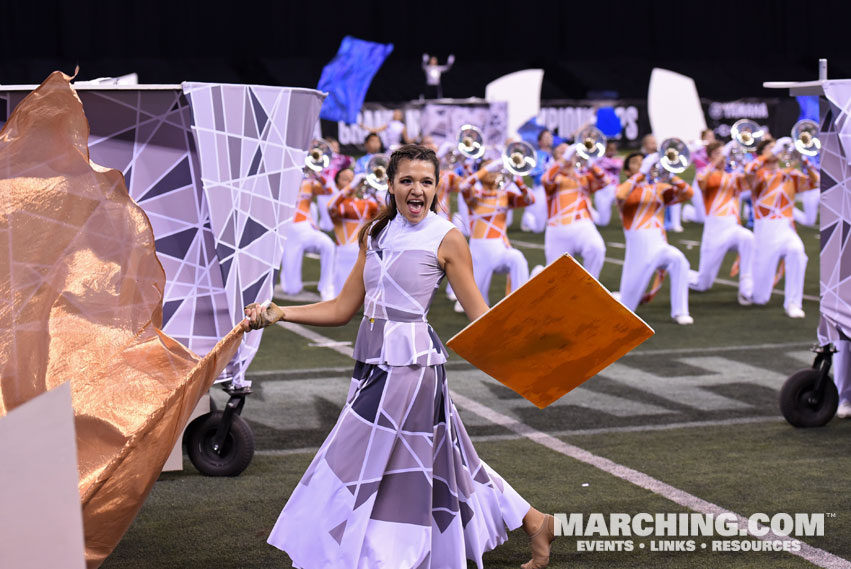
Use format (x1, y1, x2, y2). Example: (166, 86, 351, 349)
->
(104, 200, 851, 569)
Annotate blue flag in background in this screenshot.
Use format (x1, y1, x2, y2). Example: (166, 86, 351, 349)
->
(317, 36, 394, 124)
(596, 107, 622, 137)
(796, 95, 819, 123)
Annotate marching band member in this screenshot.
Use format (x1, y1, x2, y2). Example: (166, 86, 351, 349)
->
(460, 156, 534, 305)
(688, 141, 754, 302)
(744, 137, 819, 318)
(317, 137, 352, 232)
(354, 132, 384, 174)
(616, 153, 695, 325)
(521, 129, 554, 233)
(422, 53, 455, 99)
(281, 169, 337, 300)
(538, 145, 609, 278)
(327, 168, 382, 296)
(593, 139, 623, 227)
(682, 129, 716, 224)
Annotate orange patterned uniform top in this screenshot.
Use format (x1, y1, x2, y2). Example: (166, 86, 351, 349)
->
(616, 173, 693, 231)
(437, 170, 461, 219)
(696, 166, 749, 220)
(461, 167, 534, 244)
(745, 156, 819, 221)
(327, 183, 381, 245)
(541, 163, 609, 226)
(293, 174, 333, 226)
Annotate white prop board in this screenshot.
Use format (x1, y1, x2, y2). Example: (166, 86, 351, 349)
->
(486, 69, 544, 138)
(648, 68, 707, 142)
(0, 382, 86, 569)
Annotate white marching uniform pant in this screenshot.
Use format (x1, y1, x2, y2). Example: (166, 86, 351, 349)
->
(833, 339, 851, 405)
(682, 179, 706, 224)
(469, 238, 529, 305)
(281, 221, 336, 299)
(688, 215, 754, 297)
(796, 188, 819, 226)
(593, 184, 616, 227)
(544, 219, 606, 279)
(521, 184, 548, 232)
(751, 218, 807, 310)
(452, 194, 470, 237)
(620, 228, 690, 318)
(316, 193, 335, 232)
(667, 202, 683, 230)
(333, 242, 360, 297)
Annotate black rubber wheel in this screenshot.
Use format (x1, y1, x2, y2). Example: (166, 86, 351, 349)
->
(779, 368, 839, 428)
(186, 411, 255, 476)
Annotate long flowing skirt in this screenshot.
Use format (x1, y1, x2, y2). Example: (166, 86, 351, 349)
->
(267, 361, 531, 568)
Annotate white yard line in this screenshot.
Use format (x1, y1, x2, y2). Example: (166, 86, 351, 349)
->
(450, 391, 850, 569)
(260, 322, 848, 567)
(511, 239, 818, 303)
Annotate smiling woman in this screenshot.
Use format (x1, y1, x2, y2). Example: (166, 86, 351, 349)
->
(245, 144, 555, 569)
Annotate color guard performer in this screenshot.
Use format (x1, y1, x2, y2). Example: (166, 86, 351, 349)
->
(281, 169, 337, 300)
(327, 169, 382, 296)
(744, 137, 819, 318)
(616, 153, 695, 324)
(688, 141, 754, 302)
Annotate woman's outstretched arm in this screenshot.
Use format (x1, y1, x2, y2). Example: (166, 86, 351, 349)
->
(438, 228, 489, 322)
(244, 246, 367, 329)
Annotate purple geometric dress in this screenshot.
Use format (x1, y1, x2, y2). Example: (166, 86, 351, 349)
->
(268, 211, 530, 568)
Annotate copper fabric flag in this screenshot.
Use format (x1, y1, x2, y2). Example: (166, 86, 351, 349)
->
(0, 72, 244, 568)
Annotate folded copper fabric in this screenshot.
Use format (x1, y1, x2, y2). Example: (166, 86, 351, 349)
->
(0, 71, 244, 568)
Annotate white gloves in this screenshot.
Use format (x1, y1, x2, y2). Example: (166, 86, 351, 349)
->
(640, 153, 658, 176)
(484, 159, 503, 173)
(723, 140, 737, 158)
(772, 137, 793, 155)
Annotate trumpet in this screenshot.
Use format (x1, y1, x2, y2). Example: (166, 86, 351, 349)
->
(457, 124, 485, 160)
(574, 126, 607, 161)
(650, 138, 690, 181)
(731, 119, 764, 152)
(792, 119, 821, 157)
(305, 138, 333, 172)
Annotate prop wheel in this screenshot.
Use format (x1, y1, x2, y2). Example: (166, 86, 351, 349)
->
(779, 369, 839, 428)
(186, 411, 255, 476)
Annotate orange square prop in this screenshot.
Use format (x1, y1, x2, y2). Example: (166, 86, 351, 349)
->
(446, 254, 654, 408)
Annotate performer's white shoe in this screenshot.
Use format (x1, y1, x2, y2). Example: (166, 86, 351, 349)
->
(319, 285, 336, 302)
(610, 290, 621, 302)
(673, 314, 694, 325)
(837, 401, 851, 419)
(785, 305, 806, 319)
(446, 288, 457, 301)
(453, 300, 464, 313)
(737, 293, 753, 306)
(670, 224, 684, 233)
(530, 264, 545, 279)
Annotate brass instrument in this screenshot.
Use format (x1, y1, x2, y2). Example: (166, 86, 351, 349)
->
(457, 124, 485, 160)
(731, 119, 765, 152)
(305, 138, 333, 172)
(650, 138, 691, 181)
(502, 141, 537, 176)
(365, 154, 390, 193)
(792, 119, 821, 157)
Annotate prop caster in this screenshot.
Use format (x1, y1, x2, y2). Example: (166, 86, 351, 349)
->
(185, 385, 254, 476)
(779, 345, 839, 428)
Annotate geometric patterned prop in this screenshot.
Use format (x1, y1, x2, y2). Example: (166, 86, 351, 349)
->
(183, 83, 325, 384)
(0, 82, 324, 386)
(818, 82, 851, 343)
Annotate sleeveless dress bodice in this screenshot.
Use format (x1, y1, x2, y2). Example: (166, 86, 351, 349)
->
(352, 211, 457, 366)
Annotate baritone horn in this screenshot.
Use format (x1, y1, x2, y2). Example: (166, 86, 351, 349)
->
(731, 119, 765, 151)
(502, 141, 537, 176)
(574, 126, 607, 161)
(657, 138, 690, 176)
(365, 153, 390, 192)
(305, 138, 333, 171)
(792, 119, 821, 156)
(457, 124, 485, 159)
